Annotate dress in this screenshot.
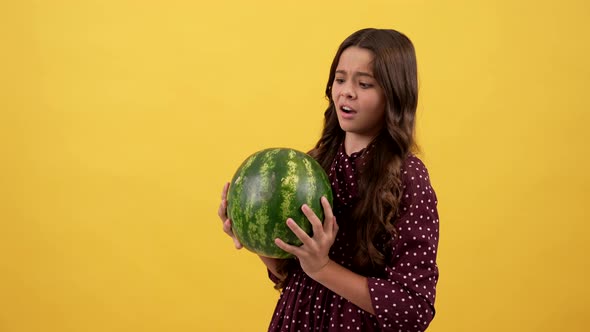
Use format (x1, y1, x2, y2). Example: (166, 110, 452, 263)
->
(267, 144, 440, 332)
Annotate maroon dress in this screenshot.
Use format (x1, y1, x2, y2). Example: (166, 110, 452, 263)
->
(268, 144, 440, 332)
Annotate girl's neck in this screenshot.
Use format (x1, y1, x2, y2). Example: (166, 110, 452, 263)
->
(344, 133, 376, 156)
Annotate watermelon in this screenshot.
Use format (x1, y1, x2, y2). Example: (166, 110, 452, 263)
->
(226, 148, 333, 258)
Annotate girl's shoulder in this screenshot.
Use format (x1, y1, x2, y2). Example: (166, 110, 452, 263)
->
(398, 154, 438, 211)
(401, 154, 429, 176)
(400, 154, 434, 189)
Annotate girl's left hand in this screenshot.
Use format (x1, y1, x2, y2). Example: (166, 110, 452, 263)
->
(274, 196, 338, 277)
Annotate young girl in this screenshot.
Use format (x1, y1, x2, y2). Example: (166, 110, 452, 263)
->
(218, 28, 439, 332)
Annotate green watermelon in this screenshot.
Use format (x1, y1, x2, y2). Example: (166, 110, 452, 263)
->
(226, 148, 333, 258)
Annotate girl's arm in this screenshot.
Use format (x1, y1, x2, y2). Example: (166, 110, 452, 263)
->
(276, 190, 438, 328)
(258, 256, 284, 280)
(274, 198, 374, 314)
(277, 158, 439, 330)
(307, 260, 374, 314)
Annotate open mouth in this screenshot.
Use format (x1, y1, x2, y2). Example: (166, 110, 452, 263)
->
(341, 106, 355, 114)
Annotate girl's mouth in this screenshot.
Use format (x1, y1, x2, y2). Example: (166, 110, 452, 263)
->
(339, 105, 356, 119)
(341, 106, 355, 114)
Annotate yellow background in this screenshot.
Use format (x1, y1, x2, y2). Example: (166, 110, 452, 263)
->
(1, 0, 589, 331)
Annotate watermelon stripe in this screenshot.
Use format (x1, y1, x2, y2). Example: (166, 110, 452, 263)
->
(302, 158, 319, 220)
(280, 154, 297, 225)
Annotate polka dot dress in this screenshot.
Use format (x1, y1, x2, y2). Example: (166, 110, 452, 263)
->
(268, 144, 440, 332)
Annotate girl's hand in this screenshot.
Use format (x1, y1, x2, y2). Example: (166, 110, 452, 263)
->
(217, 182, 243, 249)
(274, 196, 338, 277)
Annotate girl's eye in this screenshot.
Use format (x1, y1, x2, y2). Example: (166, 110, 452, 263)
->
(359, 82, 372, 89)
(334, 78, 345, 84)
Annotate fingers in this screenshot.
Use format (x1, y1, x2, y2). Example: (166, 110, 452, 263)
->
(301, 204, 323, 239)
(275, 197, 337, 277)
(223, 219, 243, 249)
(320, 196, 336, 236)
(285, 218, 314, 247)
(233, 237, 243, 249)
(221, 182, 229, 200)
(218, 182, 242, 250)
(218, 182, 230, 221)
(275, 237, 303, 257)
(217, 199, 227, 221)
(274, 217, 314, 259)
(222, 218, 233, 235)
(301, 196, 335, 239)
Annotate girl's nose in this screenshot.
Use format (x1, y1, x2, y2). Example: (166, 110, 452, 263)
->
(340, 84, 356, 99)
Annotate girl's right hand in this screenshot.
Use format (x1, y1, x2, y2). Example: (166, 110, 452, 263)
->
(217, 182, 243, 249)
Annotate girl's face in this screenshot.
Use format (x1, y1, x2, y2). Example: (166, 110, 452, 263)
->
(331, 46, 386, 140)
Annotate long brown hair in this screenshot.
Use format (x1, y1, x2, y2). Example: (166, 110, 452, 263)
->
(275, 28, 419, 287)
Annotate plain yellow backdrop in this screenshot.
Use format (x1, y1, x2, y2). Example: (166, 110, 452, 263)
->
(1, 0, 589, 331)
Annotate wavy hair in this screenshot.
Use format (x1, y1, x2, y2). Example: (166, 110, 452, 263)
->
(275, 28, 419, 287)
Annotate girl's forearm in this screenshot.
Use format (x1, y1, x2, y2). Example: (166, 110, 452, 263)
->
(259, 256, 284, 279)
(308, 260, 375, 315)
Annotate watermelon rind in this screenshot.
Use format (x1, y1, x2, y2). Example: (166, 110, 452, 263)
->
(226, 148, 333, 258)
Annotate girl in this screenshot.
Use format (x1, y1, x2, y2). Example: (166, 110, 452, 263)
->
(218, 28, 439, 331)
